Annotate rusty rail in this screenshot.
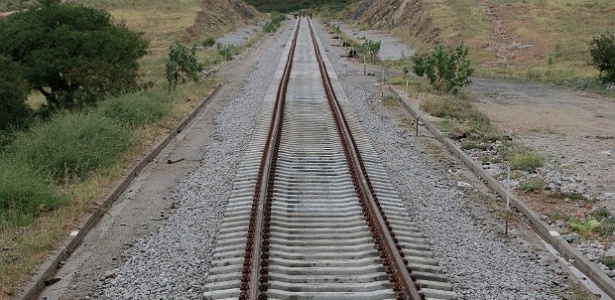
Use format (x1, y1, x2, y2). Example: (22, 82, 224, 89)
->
(239, 17, 424, 300)
(239, 19, 300, 300)
(307, 19, 424, 300)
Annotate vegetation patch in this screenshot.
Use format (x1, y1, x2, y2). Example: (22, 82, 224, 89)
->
(508, 149, 544, 171)
(98, 89, 173, 128)
(519, 178, 544, 193)
(412, 43, 474, 94)
(263, 12, 286, 33)
(0, 1, 149, 111)
(599, 256, 615, 270)
(567, 208, 615, 239)
(6, 111, 133, 182)
(166, 42, 204, 92)
(0, 158, 66, 226)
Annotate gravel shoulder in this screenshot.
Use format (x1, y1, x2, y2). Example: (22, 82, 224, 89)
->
(35, 22, 288, 299)
(318, 22, 601, 299)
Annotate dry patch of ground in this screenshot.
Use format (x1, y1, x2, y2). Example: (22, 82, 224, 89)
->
(467, 77, 615, 215)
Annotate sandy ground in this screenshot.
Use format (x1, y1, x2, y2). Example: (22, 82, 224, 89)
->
(467, 78, 615, 204)
(337, 22, 615, 213)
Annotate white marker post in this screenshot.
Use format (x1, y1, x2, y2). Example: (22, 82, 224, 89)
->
(381, 64, 385, 98)
(505, 166, 511, 236)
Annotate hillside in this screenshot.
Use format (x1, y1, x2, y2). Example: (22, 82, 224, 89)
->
(349, 0, 439, 43)
(186, 0, 260, 38)
(245, 0, 361, 13)
(347, 0, 615, 82)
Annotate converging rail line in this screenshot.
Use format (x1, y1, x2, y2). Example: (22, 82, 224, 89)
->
(203, 17, 457, 300)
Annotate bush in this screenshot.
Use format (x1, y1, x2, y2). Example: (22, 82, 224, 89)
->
(166, 41, 203, 92)
(0, 157, 66, 224)
(509, 151, 544, 171)
(590, 32, 615, 85)
(202, 36, 216, 48)
(412, 43, 473, 94)
(357, 39, 381, 61)
(216, 43, 240, 61)
(0, 55, 31, 131)
(519, 178, 543, 192)
(263, 12, 286, 33)
(0, 1, 149, 110)
(99, 90, 172, 127)
(6, 111, 132, 182)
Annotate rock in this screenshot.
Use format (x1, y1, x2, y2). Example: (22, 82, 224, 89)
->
(104, 271, 117, 279)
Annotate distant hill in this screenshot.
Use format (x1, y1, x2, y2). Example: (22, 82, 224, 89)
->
(245, 0, 361, 13)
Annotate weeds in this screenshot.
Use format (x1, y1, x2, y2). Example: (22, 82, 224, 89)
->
(519, 178, 543, 193)
(263, 12, 286, 33)
(6, 111, 133, 182)
(98, 89, 172, 127)
(216, 43, 240, 61)
(567, 208, 615, 239)
(0, 158, 66, 226)
(508, 150, 544, 171)
(201, 36, 216, 48)
(599, 256, 615, 270)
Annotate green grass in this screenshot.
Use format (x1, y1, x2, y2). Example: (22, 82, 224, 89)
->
(519, 178, 543, 192)
(0, 158, 66, 226)
(599, 256, 615, 270)
(509, 150, 544, 171)
(99, 89, 172, 127)
(6, 111, 133, 182)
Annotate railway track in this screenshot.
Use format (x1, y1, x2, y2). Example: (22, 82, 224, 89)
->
(203, 17, 457, 300)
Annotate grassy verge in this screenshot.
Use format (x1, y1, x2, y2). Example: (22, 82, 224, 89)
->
(0, 0, 267, 297)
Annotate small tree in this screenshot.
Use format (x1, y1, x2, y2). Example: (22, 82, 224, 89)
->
(590, 32, 615, 85)
(166, 41, 203, 92)
(0, 55, 31, 131)
(412, 43, 473, 94)
(0, 1, 149, 110)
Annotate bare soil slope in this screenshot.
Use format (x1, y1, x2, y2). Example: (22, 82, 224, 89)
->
(348, 0, 439, 43)
(186, 0, 260, 38)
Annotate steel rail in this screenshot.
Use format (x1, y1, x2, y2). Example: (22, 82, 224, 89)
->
(307, 19, 424, 300)
(239, 20, 301, 300)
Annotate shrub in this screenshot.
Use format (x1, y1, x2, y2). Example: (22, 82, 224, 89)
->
(357, 39, 381, 61)
(6, 111, 132, 182)
(202, 36, 216, 48)
(599, 256, 615, 270)
(0, 55, 31, 131)
(519, 178, 543, 192)
(509, 151, 544, 171)
(216, 43, 240, 61)
(0, 1, 149, 110)
(166, 41, 203, 92)
(263, 12, 286, 33)
(590, 32, 615, 85)
(99, 89, 172, 127)
(412, 43, 473, 94)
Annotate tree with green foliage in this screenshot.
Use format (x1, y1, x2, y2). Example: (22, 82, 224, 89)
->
(0, 1, 149, 111)
(412, 43, 473, 94)
(0, 55, 31, 131)
(165, 41, 203, 92)
(357, 39, 381, 61)
(590, 32, 615, 85)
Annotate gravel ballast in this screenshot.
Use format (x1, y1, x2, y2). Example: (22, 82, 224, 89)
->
(98, 20, 582, 300)
(99, 23, 294, 299)
(311, 21, 580, 299)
